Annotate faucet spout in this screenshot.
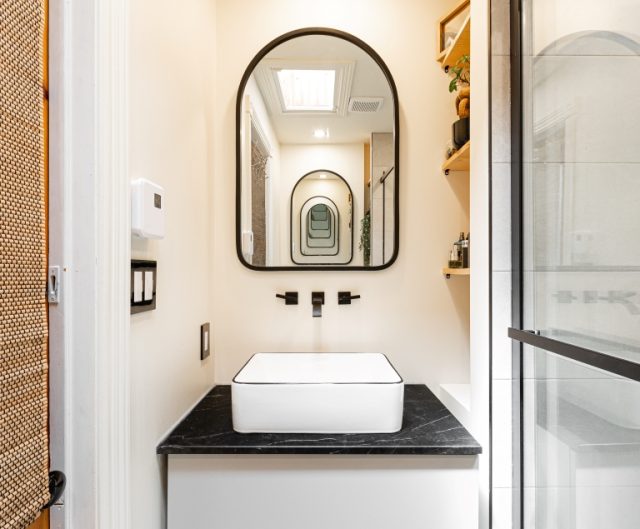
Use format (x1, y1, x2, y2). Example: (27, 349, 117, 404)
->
(311, 291, 325, 318)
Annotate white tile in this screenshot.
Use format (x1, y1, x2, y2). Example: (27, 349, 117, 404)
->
(522, 379, 536, 488)
(371, 133, 393, 166)
(528, 410, 574, 488)
(492, 271, 512, 380)
(575, 485, 640, 529)
(491, 0, 511, 57)
(525, 163, 640, 267)
(523, 487, 535, 529)
(576, 448, 640, 488)
(524, 486, 574, 529)
(492, 379, 513, 488)
(491, 163, 511, 272)
(491, 55, 511, 164)
(492, 487, 514, 529)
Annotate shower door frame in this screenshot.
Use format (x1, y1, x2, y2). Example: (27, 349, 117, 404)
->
(508, 1, 640, 528)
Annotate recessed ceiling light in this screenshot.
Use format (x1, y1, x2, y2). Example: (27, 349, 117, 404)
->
(313, 128, 329, 139)
(276, 69, 336, 112)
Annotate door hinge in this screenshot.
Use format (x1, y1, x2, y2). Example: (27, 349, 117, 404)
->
(47, 266, 61, 304)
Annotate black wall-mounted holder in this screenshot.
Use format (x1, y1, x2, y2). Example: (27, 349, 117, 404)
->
(276, 292, 299, 305)
(131, 260, 157, 314)
(338, 291, 361, 305)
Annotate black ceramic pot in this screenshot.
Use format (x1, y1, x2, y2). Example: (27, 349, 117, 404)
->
(452, 117, 470, 148)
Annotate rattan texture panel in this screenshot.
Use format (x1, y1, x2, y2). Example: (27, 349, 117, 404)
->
(0, 0, 49, 527)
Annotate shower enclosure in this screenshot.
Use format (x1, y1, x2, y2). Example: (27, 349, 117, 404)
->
(509, 0, 640, 527)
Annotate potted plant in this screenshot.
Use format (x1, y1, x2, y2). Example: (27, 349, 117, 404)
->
(448, 54, 470, 149)
(359, 211, 371, 266)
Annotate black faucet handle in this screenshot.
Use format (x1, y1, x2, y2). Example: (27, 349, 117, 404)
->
(311, 292, 325, 318)
(276, 291, 298, 305)
(338, 291, 361, 305)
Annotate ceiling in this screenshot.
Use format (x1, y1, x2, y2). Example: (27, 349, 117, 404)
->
(251, 35, 395, 145)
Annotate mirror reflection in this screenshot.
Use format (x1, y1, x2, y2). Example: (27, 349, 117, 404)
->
(292, 171, 352, 264)
(237, 32, 397, 268)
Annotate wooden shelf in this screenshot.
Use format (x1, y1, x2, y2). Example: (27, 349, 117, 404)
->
(439, 14, 470, 71)
(442, 267, 470, 278)
(442, 141, 470, 174)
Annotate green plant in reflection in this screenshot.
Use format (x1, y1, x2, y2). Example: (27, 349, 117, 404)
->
(359, 211, 371, 266)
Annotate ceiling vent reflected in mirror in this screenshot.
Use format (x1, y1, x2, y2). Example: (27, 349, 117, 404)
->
(348, 97, 384, 113)
(237, 28, 399, 270)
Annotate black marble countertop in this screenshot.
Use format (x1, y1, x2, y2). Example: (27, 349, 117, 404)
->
(157, 385, 481, 456)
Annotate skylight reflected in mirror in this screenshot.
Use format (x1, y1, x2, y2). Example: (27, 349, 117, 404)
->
(276, 69, 336, 112)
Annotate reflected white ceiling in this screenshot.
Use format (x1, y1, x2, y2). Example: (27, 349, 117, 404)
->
(252, 35, 394, 145)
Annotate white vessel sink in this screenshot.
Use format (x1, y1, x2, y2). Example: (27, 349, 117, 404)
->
(231, 353, 404, 434)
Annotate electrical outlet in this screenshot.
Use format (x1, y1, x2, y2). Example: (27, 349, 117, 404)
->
(200, 323, 211, 360)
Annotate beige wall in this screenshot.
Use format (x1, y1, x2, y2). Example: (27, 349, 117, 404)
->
(212, 0, 471, 388)
(128, 1, 217, 528)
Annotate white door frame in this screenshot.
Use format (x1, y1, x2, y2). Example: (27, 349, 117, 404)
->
(49, 0, 130, 527)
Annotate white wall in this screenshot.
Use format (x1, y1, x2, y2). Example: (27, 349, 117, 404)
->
(212, 0, 472, 389)
(281, 143, 364, 266)
(470, 1, 491, 528)
(128, 1, 217, 528)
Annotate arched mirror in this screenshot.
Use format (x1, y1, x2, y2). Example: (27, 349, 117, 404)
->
(291, 171, 353, 264)
(236, 28, 399, 270)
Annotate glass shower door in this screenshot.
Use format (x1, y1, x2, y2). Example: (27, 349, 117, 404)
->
(522, 346, 640, 529)
(512, 0, 640, 528)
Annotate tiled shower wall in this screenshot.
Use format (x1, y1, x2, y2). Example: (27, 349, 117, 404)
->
(490, 0, 515, 528)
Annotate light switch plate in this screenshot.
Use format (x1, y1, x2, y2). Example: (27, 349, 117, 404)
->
(131, 260, 157, 314)
(200, 322, 210, 360)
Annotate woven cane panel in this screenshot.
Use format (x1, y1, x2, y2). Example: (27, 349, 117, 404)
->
(0, 0, 49, 527)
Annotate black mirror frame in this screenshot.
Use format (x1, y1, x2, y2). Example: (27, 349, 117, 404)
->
(236, 27, 400, 271)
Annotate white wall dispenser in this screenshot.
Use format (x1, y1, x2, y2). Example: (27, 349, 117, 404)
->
(131, 178, 165, 239)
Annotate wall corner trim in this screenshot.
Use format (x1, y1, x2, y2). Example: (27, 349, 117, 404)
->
(95, 0, 131, 526)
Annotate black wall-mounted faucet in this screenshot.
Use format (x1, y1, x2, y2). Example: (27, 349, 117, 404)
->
(275, 292, 298, 305)
(338, 291, 361, 305)
(312, 292, 325, 317)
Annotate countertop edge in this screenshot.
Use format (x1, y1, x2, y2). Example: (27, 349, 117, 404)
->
(157, 384, 482, 456)
(158, 446, 482, 455)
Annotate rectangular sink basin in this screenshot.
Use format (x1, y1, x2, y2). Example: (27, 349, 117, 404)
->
(231, 353, 404, 434)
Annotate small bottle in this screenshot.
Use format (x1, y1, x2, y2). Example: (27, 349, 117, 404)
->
(454, 232, 465, 264)
(461, 233, 470, 268)
(448, 247, 461, 268)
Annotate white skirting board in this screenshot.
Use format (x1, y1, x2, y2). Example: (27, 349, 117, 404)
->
(439, 383, 472, 430)
(167, 454, 479, 529)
